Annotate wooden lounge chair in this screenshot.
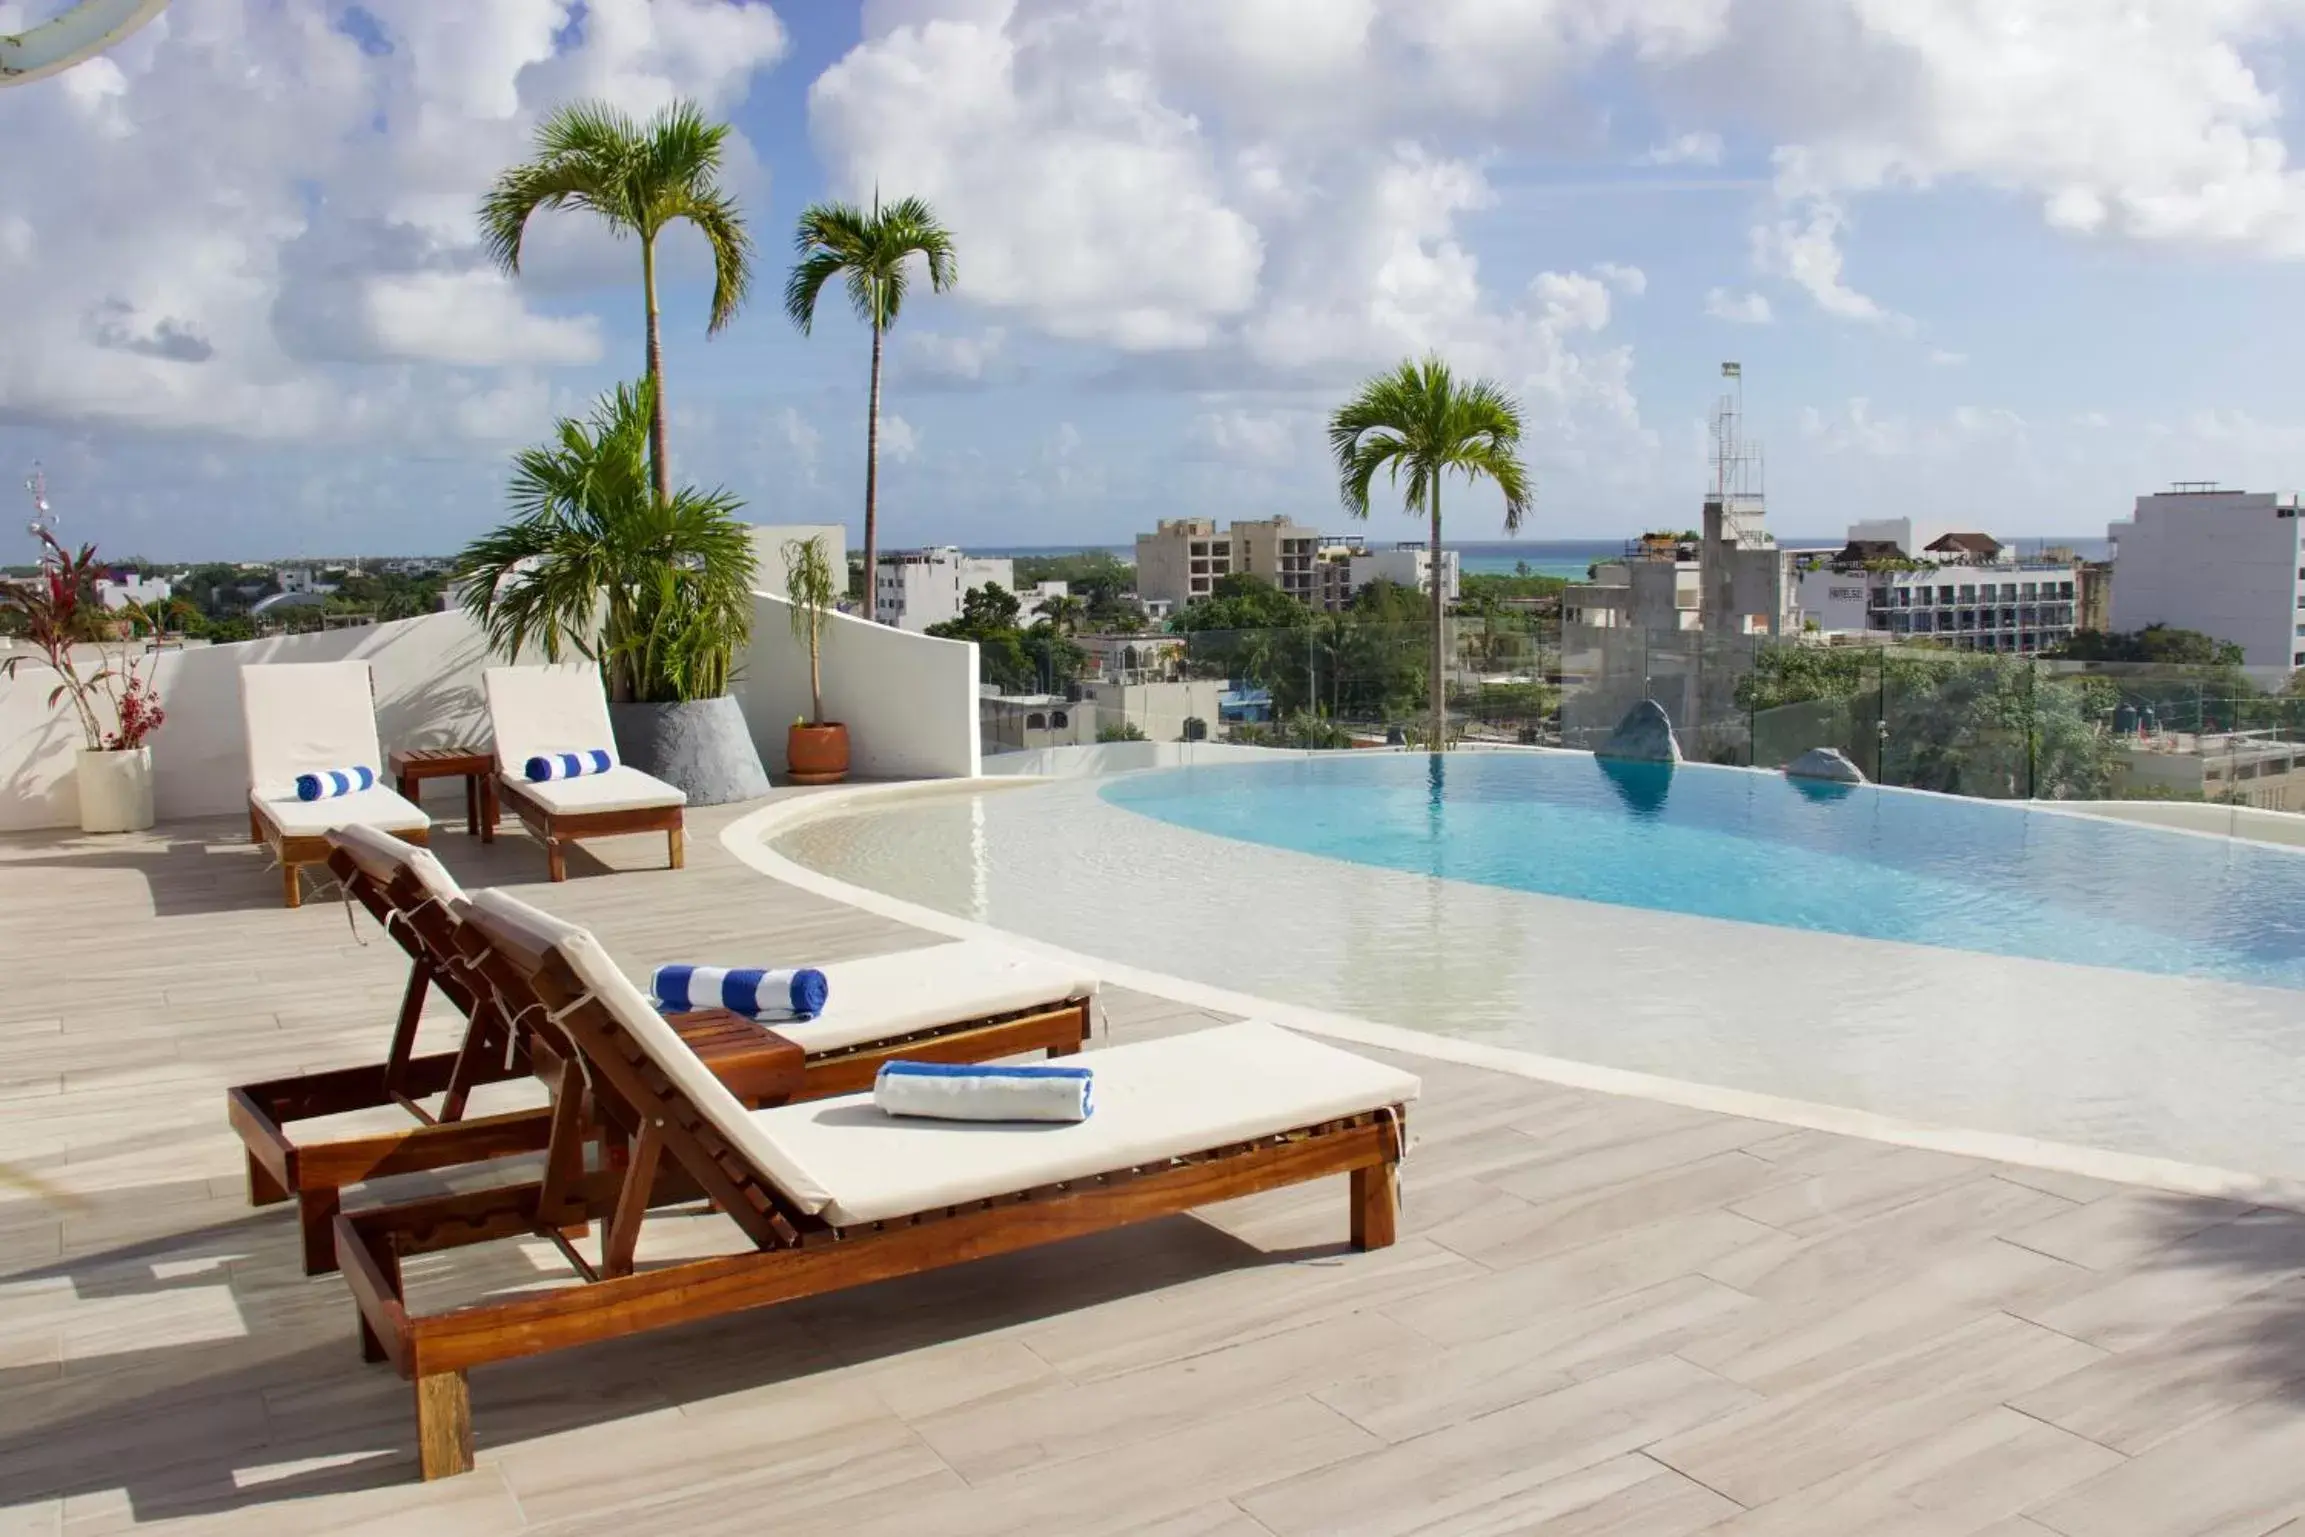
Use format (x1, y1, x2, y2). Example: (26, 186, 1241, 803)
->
(482, 663, 684, 881)
(336, 889, 1416, 1479)
(232, 825, 1099, 1275)
(242, 660, 431, 907)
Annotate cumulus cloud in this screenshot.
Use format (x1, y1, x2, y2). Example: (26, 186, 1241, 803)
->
(879, 413, 920, 462)
(1705, 288, 1774, 325)
(0, 0, 786, 442)
(1638, 131, 1723, 167)
(1186, 408, 1304, 465)
(1751, 199, 1911, 332)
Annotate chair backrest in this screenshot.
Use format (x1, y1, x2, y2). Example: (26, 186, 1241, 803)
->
(327, 823, 464, 908)
(483, 664, 615, 779)
(241, 661, 384, 802)
(463, 889, 837, 1230)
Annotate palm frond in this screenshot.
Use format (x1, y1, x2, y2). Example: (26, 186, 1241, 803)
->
(784, 194, 957, 333)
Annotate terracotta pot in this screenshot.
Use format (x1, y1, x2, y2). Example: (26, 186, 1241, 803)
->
(785, 722, 850, 785)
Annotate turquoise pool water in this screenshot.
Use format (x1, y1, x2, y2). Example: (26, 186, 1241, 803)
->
(1100, 753, 2305, 991)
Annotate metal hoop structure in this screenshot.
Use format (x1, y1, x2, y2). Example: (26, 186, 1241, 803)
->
(0, 0, 168, 88)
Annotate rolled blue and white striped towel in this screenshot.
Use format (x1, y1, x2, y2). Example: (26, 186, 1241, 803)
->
(651, 964, 829, 1020)
(296, 765, 377, 802)
(525, 749, 616, 782)
(873, 1061, 1094, 1123)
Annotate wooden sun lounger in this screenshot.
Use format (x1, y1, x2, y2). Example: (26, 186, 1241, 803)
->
(494, 777, 683, 884)
(335, 893, 1411, 1480)
(230, 833, 1094, 1276)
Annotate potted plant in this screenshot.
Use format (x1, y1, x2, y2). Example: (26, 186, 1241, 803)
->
(781, 534, 848, 783)
(453, 379, 773, 805)
(0, 527, 166, 832)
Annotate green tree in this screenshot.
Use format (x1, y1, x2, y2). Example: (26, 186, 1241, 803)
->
(785, 193, 957, 620)
(481, 99, 754, 507)
(453, 379, 755, 703)
(2050, 625, 2245, 667)
(1330, 355, 1532, 748)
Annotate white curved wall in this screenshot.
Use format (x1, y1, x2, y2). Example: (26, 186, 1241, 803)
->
(736, 593, 980, 780)
(0, 610, 497, 831)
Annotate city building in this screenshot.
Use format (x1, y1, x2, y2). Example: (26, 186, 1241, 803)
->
(1077, 632, 1184, 683)
(1134, 517, 1350, 611)
(1348, 543, 1460, 605)
(872, 547, 1016, 632)
(1230, 517, 1322, 606)
(93, 571, 171, 611)
(1134, 518, 1236, 609)
(2107, 485, 2305, 669)
(1562, 537, 1701, 634)
(1076, 677, 1234, 742)
(1787, 522, 2085, 654)
(2118, 730, 2305, 811)
(1018, 580, 1069, 619)
(979, 690, 1095, 753)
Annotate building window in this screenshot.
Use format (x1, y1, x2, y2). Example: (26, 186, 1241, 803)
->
(2059, 582, 2075, 599)
(1958, 585, 1976, 603)
(1026, 713, 1047, 730)
(1051, 711, 1069, 728)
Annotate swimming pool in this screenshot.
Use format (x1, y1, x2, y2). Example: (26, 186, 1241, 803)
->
(1102, 753, 2305, 991)
(769, 752, 2305, 1176)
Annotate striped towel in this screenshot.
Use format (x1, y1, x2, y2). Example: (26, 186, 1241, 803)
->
(295, 765, 377, 802)
(525, 749, 616, 782)
(652, 964, 829, 1020)
(874, 1061, 1094, 1123)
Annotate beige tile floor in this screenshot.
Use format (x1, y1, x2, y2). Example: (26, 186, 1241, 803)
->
(3, 791, 2305, 1534)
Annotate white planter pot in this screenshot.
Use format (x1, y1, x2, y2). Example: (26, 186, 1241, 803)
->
(76, 746, 154, 834)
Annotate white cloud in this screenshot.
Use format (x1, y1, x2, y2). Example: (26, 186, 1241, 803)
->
(1927, 348, 1968, 367)
(880, 413, 920, 462)
(1751, 199, 1911, 332)
(901, 327, 1009, 383)
(1705, 288, 1773, 325)
(1593, 262, 1648, 296)
(1186, 408, 1304, 465)
(1638, 131, 1723, 167)
(0, 0, 787, 441)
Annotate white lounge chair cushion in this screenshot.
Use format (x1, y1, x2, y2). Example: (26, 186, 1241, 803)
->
(774, 943, 1098, 1055)
(469, 889, 844, 1215)
(483, 663, 619, 779)
(241, 660, 388, 804)
(255, 786, 430, 839)
(327, 822, 465, 905)
(752, 1021, 1421, 1226)
(504, 764, 684, 816)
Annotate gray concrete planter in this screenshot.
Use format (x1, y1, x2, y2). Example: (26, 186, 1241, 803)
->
(608, 694, 772, 807)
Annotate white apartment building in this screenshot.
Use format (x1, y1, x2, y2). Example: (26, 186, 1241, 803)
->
(873, 547, 1016, 631)
(94, 573, 172, 611)
(2108, 486, 2305, 669)
(1348, 543, 1460, 605)
(1795, 563, 2082, 653)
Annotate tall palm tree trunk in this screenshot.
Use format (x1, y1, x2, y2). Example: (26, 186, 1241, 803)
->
(642, 236, 671, 508)
(864, 316, 883, 621)
(1429, 478, 1446, 750)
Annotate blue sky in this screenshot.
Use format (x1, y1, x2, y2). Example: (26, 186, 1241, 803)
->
(7, 0, 2305, 561)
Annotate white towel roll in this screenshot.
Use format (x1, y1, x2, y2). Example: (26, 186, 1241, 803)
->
(872, 1061, 1093, 1123)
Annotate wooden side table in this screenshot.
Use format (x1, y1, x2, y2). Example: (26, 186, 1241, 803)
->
(388, 746, 498, 841)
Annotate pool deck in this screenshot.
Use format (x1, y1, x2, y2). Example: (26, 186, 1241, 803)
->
(5, 794, 2305, 1534)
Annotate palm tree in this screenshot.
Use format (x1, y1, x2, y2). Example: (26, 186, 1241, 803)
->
(480, 99, 755, 508)
(453, 378, 755, 704)
(1041, 592, 1087, 635)
(1330, 356, 1531, 750)
(784, 194, 956, 620)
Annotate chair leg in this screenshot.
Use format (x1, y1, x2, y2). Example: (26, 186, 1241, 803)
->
(668, 824, 685, 870)
(299, 1187, 341, 1277)
(545, 838, 566, 883)
(247, 1150, 288, 1206)
(415, 1371, 474, 1480)
(281, 862, 303, 909)
(248, 805, 262, 844)
(1350, 1164, 1396, 1252)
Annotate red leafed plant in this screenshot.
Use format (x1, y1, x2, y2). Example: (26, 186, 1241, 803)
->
(0, 528, 166, 752)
